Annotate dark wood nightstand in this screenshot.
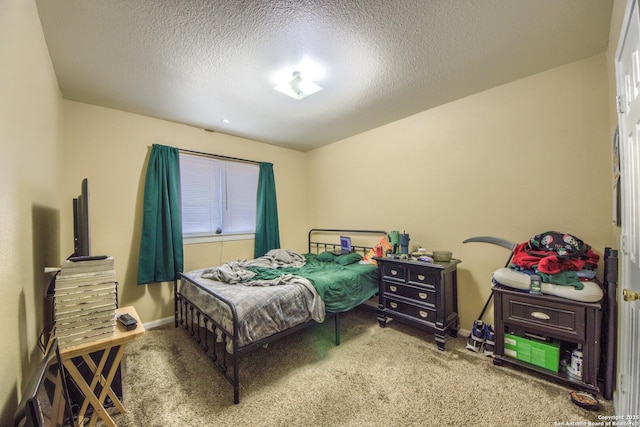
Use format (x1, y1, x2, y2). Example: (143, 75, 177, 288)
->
(492, 285, 602, 395)
(375, 256, 460, 350)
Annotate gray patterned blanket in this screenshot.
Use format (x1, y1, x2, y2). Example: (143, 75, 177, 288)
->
(179, 251, 325, 352)
(200, 249, 306, 283)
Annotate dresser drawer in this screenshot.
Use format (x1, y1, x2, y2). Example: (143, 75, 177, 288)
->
(407, 266, 438, 288)
(385, 296, 436, 325)
(383, 281, 435, 306)
(503, 294, 586, 340)
(381, 263, 407, 282)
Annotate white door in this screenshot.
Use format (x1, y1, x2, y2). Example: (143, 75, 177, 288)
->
(615, 0, 640, 416)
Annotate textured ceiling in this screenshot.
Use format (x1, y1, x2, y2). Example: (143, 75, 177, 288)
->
(35, 0, 612, 152)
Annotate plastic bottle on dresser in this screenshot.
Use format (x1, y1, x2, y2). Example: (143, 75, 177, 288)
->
(530, 274, 542, 295)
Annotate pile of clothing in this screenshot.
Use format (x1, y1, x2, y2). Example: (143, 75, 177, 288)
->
(467, 231, 603, 356)
(509, 231, 599, 289)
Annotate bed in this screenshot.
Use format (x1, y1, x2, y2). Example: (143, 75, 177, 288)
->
(174, 228, 386, 404)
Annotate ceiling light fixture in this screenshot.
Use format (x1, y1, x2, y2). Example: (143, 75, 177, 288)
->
(274, 71, 323, 100)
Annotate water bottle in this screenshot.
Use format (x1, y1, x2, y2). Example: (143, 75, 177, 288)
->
(530, 274, 542, 295)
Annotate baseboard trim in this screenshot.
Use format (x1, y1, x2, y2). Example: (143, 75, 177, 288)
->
(362, 298, 378, 309)
(144, 316, 174, 330)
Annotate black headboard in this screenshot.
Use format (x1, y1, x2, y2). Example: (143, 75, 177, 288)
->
(308, 229, 387, 256)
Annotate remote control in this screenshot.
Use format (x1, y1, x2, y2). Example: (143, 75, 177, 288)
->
(118, 313, 137, 330)
(69, 255, 109, 262)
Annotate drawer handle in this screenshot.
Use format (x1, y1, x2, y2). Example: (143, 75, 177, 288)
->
(390, 302, 398, 309)
(418, 274, 425, 281)
(389, 285, 397, 292)
(418, 292, 427, 300)
(531, 311, 551, 320)
(391, 269, 398, 276)
(419, 310, 428, 318)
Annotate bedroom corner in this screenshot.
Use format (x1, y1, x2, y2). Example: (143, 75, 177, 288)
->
(0, 0, 64, 424)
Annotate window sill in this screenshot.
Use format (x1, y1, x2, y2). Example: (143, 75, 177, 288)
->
(184, 233, 254, 245)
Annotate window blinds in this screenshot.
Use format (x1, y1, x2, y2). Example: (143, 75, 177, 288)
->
(179, 154, 258, 236)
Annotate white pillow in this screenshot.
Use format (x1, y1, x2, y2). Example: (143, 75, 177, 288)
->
(492, 267, 603, 303)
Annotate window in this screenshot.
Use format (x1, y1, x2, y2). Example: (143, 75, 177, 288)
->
(179, 153, 259, 242)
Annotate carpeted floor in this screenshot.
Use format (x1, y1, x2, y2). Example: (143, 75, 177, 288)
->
(109, 306, 613, 426)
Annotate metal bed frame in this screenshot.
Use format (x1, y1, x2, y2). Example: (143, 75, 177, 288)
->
(174, 228, 386, 404)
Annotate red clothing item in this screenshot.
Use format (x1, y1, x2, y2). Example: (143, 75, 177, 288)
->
(510, 242, 599, 274)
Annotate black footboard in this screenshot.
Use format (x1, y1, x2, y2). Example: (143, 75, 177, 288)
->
(174, 274, 340, 404)
(174, 275, 241, 402)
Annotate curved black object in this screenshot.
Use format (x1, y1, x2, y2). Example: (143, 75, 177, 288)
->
(462, 235, 518, 323)
(462, 236, 516, 251)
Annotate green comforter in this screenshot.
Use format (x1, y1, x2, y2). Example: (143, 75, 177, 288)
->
(245, 253, 378, 313)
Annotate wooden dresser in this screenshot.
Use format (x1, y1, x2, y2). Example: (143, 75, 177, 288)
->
(375, 257, 460, 350)
(492, 285, 602, 395)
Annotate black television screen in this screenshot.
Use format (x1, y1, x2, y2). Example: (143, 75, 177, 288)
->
(72, 178, 91, 257)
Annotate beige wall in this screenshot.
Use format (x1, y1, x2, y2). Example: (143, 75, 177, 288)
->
(61, 102, 308, 324)
(307, 53, 614, 330)
(0, 0, 64, 424)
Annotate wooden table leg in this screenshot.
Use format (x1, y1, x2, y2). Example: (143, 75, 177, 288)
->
(49, 369, 68, 427)
(76, 351, 108, 422)
(77, 347, 126, 418)
(87, 346, 127, 426)
(63, 358, 117, 427)
(96, 345, 126, 409)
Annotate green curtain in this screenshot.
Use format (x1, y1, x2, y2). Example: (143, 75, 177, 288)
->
(137, 144, 184, 284)
(254, 162, 280, 258)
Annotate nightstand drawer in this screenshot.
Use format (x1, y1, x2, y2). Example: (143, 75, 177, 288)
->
(408, 266, 437, 288)
(382, 263, 407, 282)
(383, 281, 435, 306)
(385, 297, 436, 324)
(503, 294, 586, 340)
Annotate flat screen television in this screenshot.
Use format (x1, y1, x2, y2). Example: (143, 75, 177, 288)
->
(72, 178, 91, 257)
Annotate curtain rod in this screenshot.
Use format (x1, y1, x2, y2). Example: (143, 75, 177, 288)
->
(177, 147, 260, 165)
